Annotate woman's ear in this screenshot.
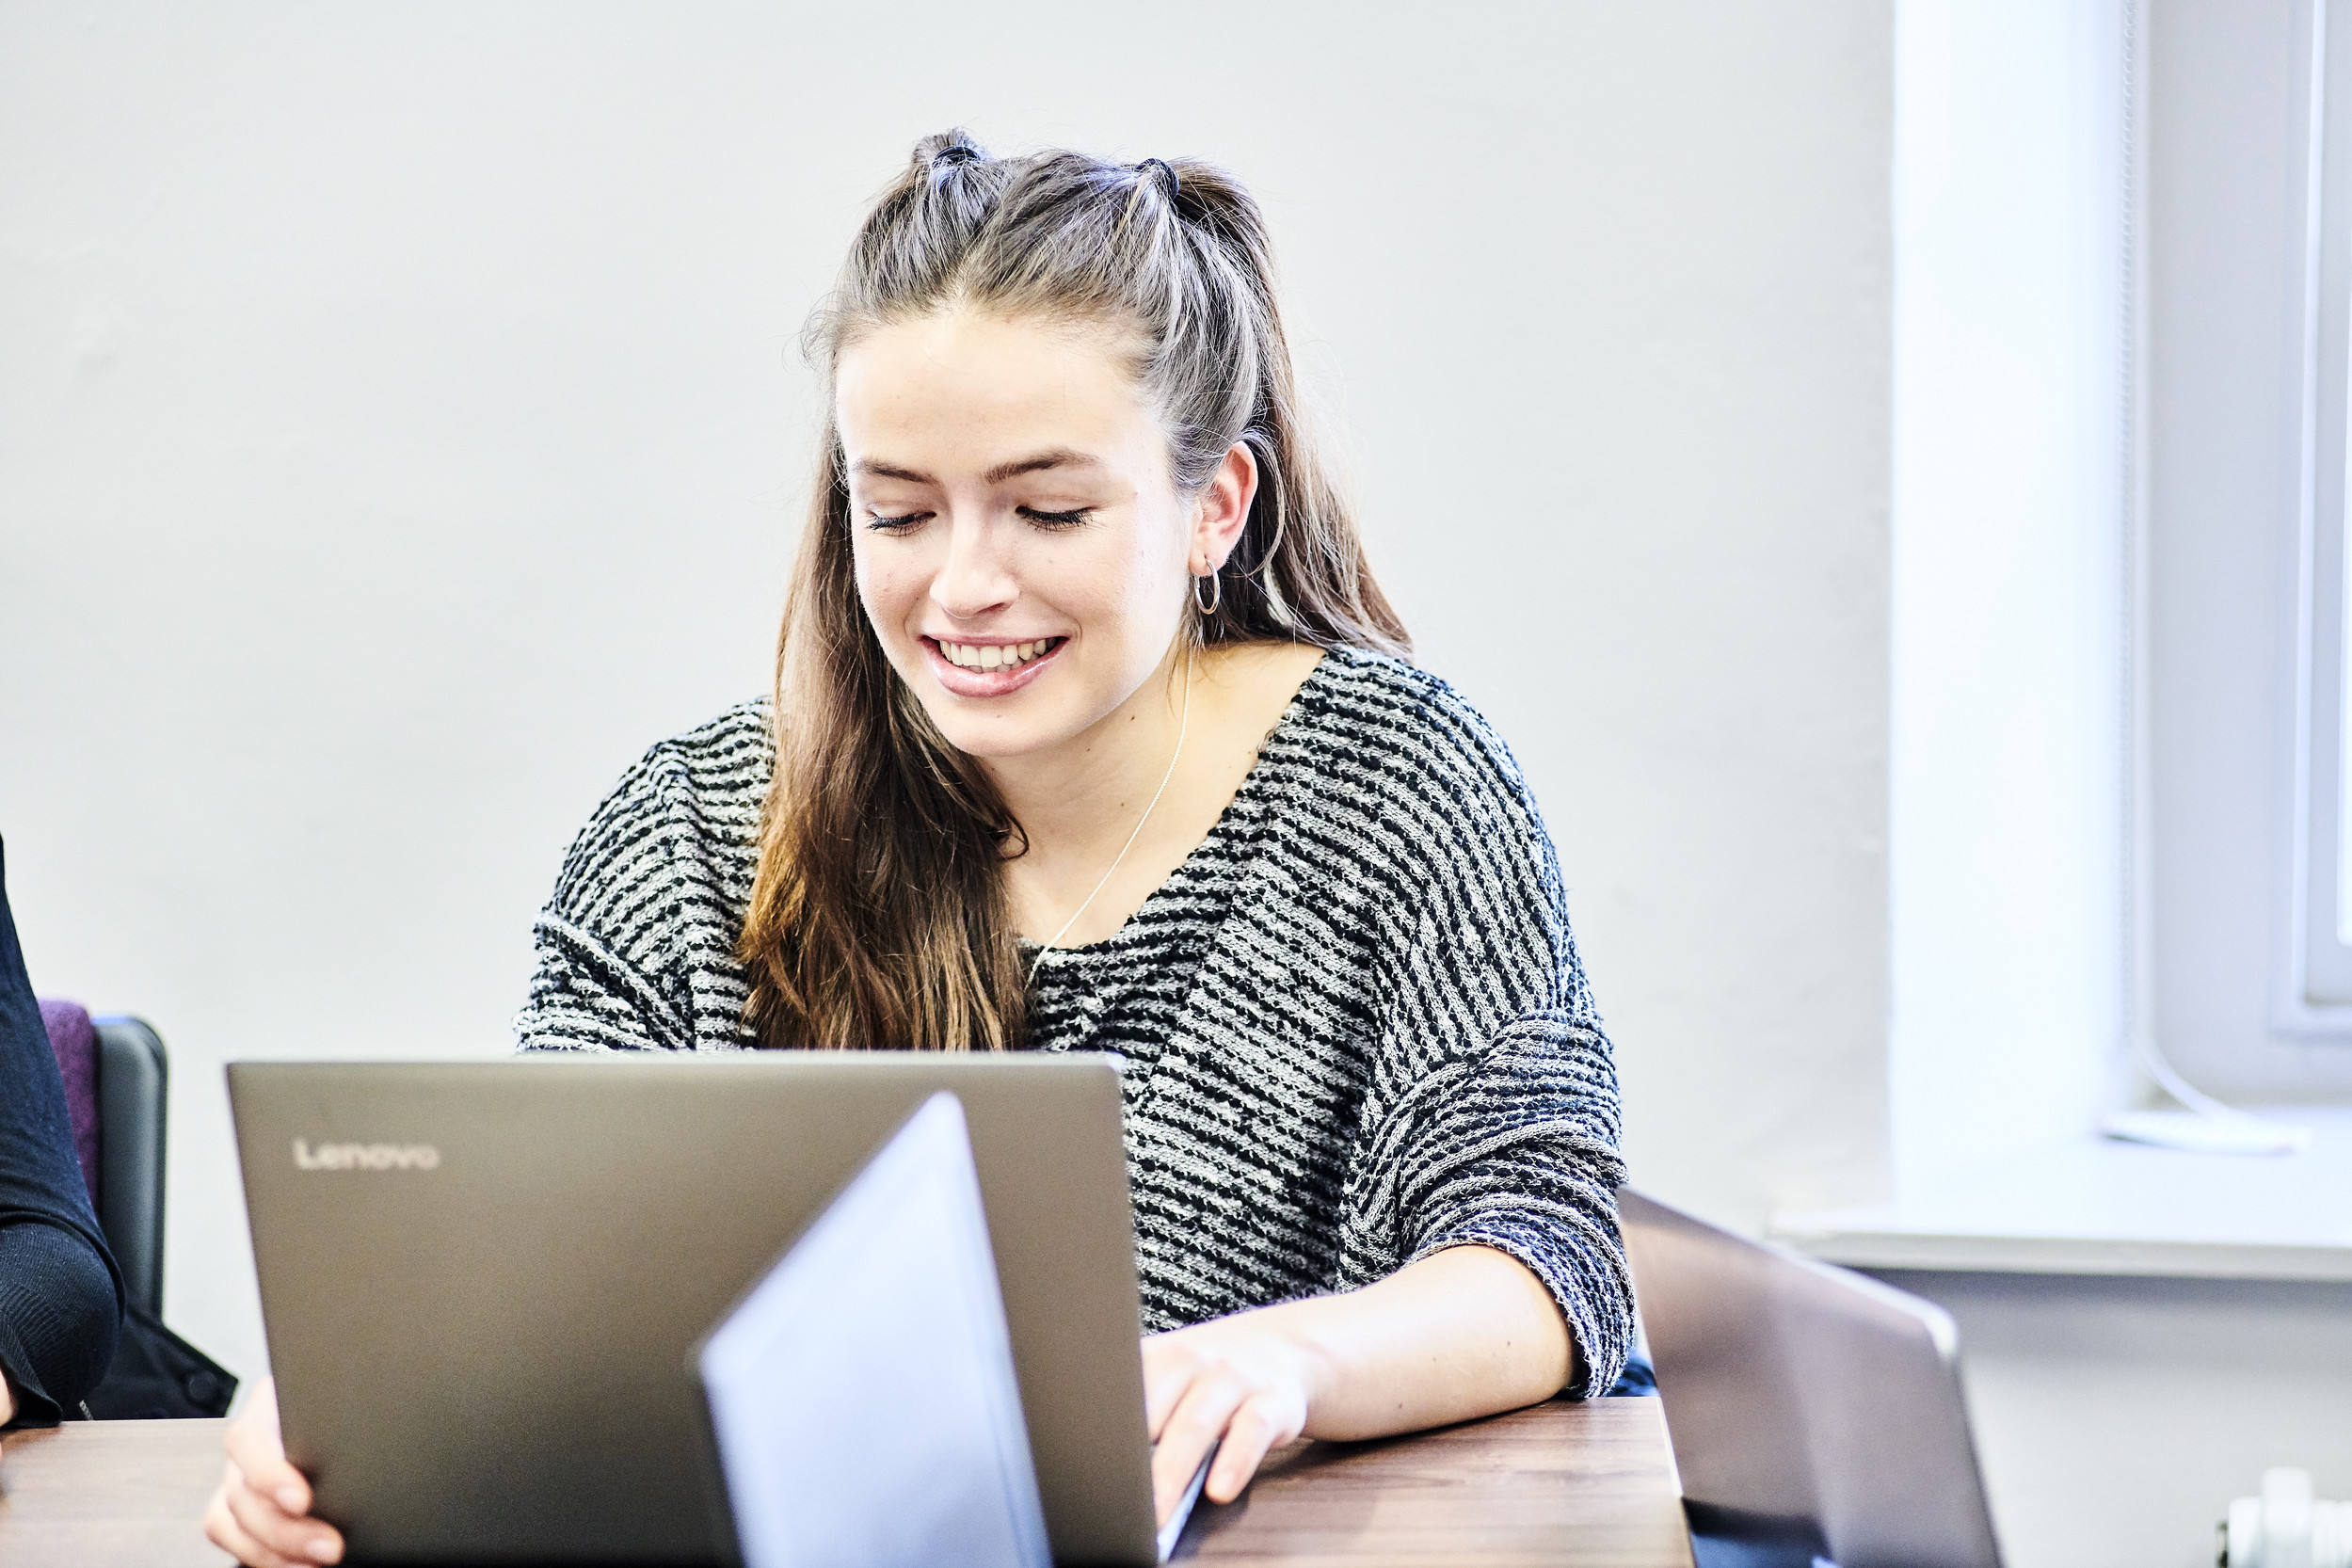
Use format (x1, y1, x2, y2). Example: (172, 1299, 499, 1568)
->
(1191, 442, 1258, 575)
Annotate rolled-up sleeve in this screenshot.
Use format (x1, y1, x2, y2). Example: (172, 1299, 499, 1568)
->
(1365, 1011, 1630, 1399)
(1336, 702, 1632, 1400)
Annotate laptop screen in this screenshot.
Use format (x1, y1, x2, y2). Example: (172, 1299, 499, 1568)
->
(695, 1092, 1052, 1568)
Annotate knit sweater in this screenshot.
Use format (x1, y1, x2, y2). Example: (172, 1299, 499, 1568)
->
(515, 647, 1632, 1397)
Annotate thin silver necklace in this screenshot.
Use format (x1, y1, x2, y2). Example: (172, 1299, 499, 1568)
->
(1026, 648, 1194, 984)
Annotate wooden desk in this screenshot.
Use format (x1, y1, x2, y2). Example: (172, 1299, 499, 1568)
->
(0, 1400, 1691, 1567)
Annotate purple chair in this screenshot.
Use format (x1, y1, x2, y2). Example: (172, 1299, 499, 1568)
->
(37, 1001, 168, 1319)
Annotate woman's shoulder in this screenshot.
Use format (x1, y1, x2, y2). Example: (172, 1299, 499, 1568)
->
(1287, 646, 1543, 827)
(592, 698, 774, 826)
(624, 696, 776, 792)
(550, 698, 774, 907)
(1254, 646, 1590, 1022)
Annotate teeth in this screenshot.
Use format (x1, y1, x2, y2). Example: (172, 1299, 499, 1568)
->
(939, 638, 1055, 670)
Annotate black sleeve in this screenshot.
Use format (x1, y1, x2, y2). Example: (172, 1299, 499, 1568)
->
(0, 838, 124, 1428)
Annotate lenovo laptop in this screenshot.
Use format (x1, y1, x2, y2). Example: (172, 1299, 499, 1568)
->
(1618, 1190, 2005, 1568)
(231, 1055, 1186, 1566)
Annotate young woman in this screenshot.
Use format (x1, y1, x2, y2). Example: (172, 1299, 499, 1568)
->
(207, 132, 1631, 1568)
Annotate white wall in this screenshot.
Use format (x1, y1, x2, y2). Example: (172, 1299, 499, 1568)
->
(0, 3, 1895, 1391)
(1890, 0, 2134, 1180)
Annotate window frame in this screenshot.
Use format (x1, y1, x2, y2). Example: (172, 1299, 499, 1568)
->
(2287, 0, 2352, 1023)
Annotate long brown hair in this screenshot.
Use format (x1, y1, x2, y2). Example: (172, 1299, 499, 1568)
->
(739, 130, 1408, 1051)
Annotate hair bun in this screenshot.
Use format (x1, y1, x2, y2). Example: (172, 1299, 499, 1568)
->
(1136, 157, 1181, 202)
(916, 129, 988, 171)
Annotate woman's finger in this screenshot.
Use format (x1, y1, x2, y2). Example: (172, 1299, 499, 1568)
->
(1138, 1335, 1200, 1440)
(204, 1482, 308, 1568)
(1203, 1393, 1297, 1504)
(221, 1462, 343, 1565)
(1151, 1369, 1245, 1528)
(222, 1383, 312, 1520)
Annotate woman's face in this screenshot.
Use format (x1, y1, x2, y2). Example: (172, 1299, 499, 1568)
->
(836, 309, 1243, 762)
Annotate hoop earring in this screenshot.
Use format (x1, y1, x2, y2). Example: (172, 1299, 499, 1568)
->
(1192, 568, 1223, 617)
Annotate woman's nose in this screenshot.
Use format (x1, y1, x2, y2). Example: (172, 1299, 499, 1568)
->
(930, 515, 1018, 619)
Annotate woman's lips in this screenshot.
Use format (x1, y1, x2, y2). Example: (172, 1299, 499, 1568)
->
(921, 636, 1066, 697)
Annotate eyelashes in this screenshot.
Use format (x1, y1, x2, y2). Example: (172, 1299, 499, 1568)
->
(861, 505, 1097, 533)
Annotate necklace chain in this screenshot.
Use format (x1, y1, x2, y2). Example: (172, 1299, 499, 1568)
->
(1026, 649, 1193, 984)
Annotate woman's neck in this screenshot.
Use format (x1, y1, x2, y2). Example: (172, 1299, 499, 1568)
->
(984, 643, 1192, 879)
(989, 639, 1328, 948)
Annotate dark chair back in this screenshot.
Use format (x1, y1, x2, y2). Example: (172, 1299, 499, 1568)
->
(92, 1017, 167, 1318)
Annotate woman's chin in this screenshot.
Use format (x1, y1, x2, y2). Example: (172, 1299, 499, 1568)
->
(908, 674, 1084, 761)
(924, 709, 1080, 763)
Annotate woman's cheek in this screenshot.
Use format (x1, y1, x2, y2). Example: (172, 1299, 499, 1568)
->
(851, 547, 902, 616)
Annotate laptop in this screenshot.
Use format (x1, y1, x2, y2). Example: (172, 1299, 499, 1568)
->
(1617, 1189, 2005, 1568)
(231, 1055, 1185, 1566)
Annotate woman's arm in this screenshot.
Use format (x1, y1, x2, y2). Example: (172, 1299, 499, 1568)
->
(0, 840, 124, 1431)
(1142, 1242, 1573, 1524)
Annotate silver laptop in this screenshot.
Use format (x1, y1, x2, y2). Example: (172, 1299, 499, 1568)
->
(231, 1056, 1176, 1566)
(1618, 1189, 2004, 1568)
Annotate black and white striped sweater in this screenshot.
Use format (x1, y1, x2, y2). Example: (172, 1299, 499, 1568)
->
(514, 647, 1632, 1397)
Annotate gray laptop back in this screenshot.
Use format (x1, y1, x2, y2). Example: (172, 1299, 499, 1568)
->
(1618, 1190, 2004, 1568)
(231, 1056, 1159, 1567)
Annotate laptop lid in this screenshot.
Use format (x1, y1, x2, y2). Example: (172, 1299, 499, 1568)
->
(1618, 1189, 2004, 1568)
(231, 1056, 1161, 1566)
(695, 1093, 1050, 1568)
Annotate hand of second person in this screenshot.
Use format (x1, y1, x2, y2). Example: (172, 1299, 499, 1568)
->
(202, 1378, 345, 1567)
(1141, 1310, 1325, 1528)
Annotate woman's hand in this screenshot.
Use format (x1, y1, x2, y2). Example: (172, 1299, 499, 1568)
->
(202, 1378, 344, 1567)
(1142, 1308, 1325, 1526)
(1139, 1244, 1576, 1530)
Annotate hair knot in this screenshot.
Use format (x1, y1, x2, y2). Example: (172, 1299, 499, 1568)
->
(1137, 157, 1181, 204)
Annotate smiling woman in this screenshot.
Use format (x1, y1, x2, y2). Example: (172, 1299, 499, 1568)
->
(751, 140, 1406, 1059)
(204, 131, 1634, 1568)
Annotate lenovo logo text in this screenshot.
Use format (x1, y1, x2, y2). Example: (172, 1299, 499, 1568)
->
(292, 1139, 440, 1172)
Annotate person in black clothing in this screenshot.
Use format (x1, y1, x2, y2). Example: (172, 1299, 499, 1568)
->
(0, 836, 123, 1427)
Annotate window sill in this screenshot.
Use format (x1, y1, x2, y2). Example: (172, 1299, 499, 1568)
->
(1768, 1108, 2352, 1281)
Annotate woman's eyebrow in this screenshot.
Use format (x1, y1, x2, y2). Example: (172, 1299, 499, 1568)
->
(851, 458, 934, 485)
(848, 451, 1099, 487)
(984, 450, 1098, 484)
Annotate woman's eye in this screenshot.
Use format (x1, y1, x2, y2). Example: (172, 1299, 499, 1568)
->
(1017, 505, 1095, 529)
(865, 510, 928, 532)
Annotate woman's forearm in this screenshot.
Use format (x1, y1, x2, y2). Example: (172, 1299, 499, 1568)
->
(1272, 1243, 1575, 1440)
(1144, 1242, 1580, 1522)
